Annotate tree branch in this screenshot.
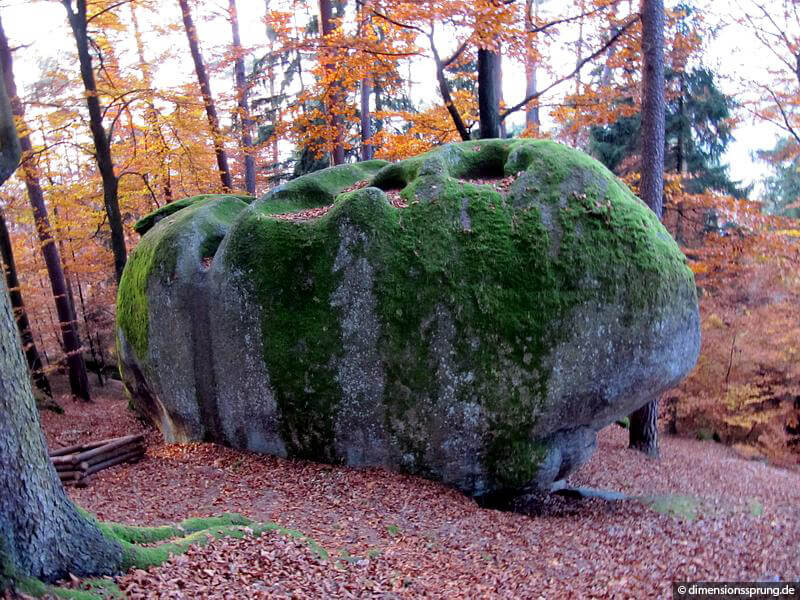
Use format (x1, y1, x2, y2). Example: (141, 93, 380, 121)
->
(500, 15, 638, 121)
(428, 27, 471, 140)
(763, 85, 800, 146)
(370, 8, 426, 35)
(86, 0, 132, 25)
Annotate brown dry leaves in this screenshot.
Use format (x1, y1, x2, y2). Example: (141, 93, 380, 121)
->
(268, 184, 409, 222)
(41, 384, 800, 598)
(385, 190, 407, 208)
(269, 205, 333, 222)
(462, 175, 516, 196)
(263, 175, 519, 224)
(339, 179, 371, 194)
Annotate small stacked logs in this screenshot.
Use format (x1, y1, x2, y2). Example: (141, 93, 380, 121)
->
(50, 433, 145, 487)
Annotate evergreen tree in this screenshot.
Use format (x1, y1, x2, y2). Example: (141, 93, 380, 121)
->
(590, 67, 748, 198)
(758, 139, 800, 218)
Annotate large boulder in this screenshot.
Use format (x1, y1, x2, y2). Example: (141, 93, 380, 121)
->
(117, 139, 700, 499)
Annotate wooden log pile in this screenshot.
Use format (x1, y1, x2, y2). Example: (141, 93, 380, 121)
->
(49, 433, 145, 487)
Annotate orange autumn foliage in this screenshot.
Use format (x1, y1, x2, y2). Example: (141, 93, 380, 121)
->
(0, 0, 797, 466)
(647, 176, 800, 466)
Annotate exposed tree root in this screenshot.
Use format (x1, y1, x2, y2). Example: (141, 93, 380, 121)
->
(7, 512, 326, 599)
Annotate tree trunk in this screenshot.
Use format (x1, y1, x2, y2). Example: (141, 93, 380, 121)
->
(638, 0, 666, 220)
(51, 205, 80, 342)
(0, 58, 122, 590)
(70, 242, 104, 386)
(229, 0, 256, 194)
(676, 71, 686, 175)
(62, 0, 127, 284)
(524, 62, 540, 132)
(360, 77, 373, 160)
(524, 0, 540, 133)
(374, 82, 384, 133)
(629, 0, 665, 458)
(0, 207, 51, 397)
(572, 0, 586, 147)
(0, 15, 91, 401)
(0, 259, 123, 586)
(629, 399, 659, 458)
(319, 0, 346, 165)
(497, 56, 507, 139)
(0, 49, 16, 183)
(478, 48, 501, 139)
(264, 1, 280, 176)
(357, 1, 373, 160)
(178, 0, 234, 191)
(130, 1, 173, 205)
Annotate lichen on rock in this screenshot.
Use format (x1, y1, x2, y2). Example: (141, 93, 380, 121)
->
(117, 139, 700, 499)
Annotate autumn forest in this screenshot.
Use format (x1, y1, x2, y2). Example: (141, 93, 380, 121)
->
(0, 0, 799, 597)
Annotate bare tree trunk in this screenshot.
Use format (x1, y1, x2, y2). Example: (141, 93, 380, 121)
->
(575, 0, 586, 93)
(0, 15, 91, 401)
(676, 71, 685, 175)
(525, 64, 540, 132)
(356, 0, 373, 160)
(0, 52, 123, 590)
(178, 0, 234, 190)
(479, 48, 502, 139)
(498, 55, 507, 138)
(360, 77, 373, 160)
(629, 402, 659, 456)
(130, 1, 173, 204)
(264, 0, 280, 173)
(573, 0, 586, 146)
(61, 0, 127, 284)
(629, 0, 665, 458)
(0, 206, 51, 397)
(638, 0, 666, 220)
(73, 266, 103, 386)
(51, 205, 80, 333)
(229, 0, 256, 194)
(0, 57, 17, 182)
(524, 0, 541, 133)
(59, 214, 104, 387)
(319, 0, 346, 165)
(374, 82, 384, 133)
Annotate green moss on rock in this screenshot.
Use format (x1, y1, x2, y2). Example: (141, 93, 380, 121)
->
(117, 195, 249, 360)
(117, 139, 700, 498)
(262, 160, 388, 214)
(133, 194, 254, 236)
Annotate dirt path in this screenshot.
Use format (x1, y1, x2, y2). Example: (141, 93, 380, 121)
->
(42, 386, 800, 598)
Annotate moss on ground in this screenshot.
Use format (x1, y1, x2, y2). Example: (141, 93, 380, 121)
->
(639, 494, 699, 521)
(9, 512, 327, 599)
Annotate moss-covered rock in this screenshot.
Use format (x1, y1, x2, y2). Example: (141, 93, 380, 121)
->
(117, 140, 700, 498)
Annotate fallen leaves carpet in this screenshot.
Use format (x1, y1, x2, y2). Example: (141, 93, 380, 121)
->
(41, 384, 800, 598)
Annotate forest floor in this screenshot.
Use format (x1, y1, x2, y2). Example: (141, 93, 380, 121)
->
(39, 381, 800, 599)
